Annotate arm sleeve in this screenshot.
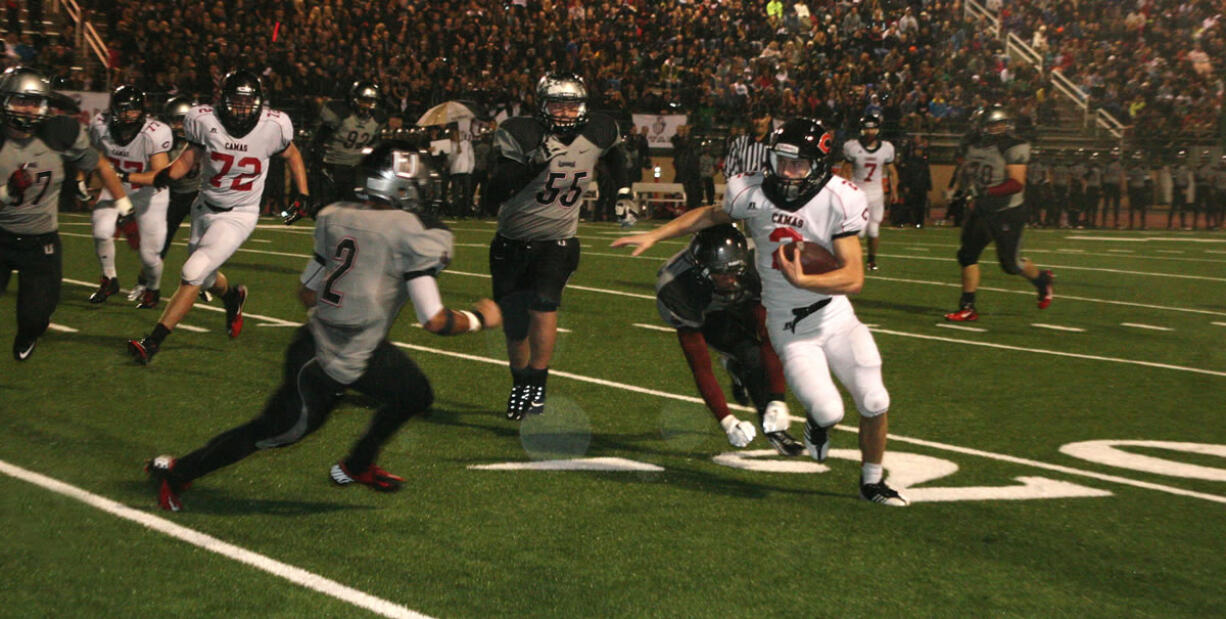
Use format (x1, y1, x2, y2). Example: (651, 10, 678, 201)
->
(600, 142, 631, 193)
(299, 212, 329, 290)
(677, 329, 731, 421)
(406, 275, 445, 325)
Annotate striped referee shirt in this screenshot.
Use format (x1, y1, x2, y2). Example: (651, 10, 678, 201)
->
(723, 134, 771, 177)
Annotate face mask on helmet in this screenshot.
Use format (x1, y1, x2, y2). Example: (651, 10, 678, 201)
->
(164, 98, 192, 144)
(859, 116, 881, 145)
(536, 74, 588, 134)
(689, 225, 750, 297)
(767, 148, 821, 203)
(217, 72, 264, 138)
(351, 83, 380, 119)
(357, 145, 427, 210)
(3, 93, 49, 132)
(109, 88, 146, 144)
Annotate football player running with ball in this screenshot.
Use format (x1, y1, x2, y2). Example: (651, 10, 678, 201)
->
(943, 105, 1053, 322)
(87, 85, 173, 308)
(125, 70, 311, 363)
(615, 118, 908, 506)
(145, 142, 501, 511)
(655, 224, 805, 455)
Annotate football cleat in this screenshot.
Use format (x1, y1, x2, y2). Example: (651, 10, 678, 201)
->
(866, 261, 878, 272)
(330, 461, 404, 492)
(803, 419, 830, 462)
(126, 282, 146, 302)
(526, 384, 546, 416)
(765, 430, 806, 456)
(137, 289, 160, 309)
(223, 284, 247, 338)
(88, 276, 119, 304)
(145, 455, 190, 511)
(1036, 270, 1054, 309)
(198, 289, 214, 303)
(128, 336, 159, 365)
(12, 336, 36, 361)
(944, 306, 979, 322)
(860, 477, 910, 507)
(506, 384, 531, 421)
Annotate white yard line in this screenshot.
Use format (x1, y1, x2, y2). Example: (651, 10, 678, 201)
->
(1120, 322, 1174, 332)
(0, 459, 431, 619)
(47, 323, 78, 333)
(1213, 322, 1226, 328)
(176, 324, 209, 333)
(1031, 323, 1086, 332)
(936, 323, 987, 333)
(633, 323, 675, 332)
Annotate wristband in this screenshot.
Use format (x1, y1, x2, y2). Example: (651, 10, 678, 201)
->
(460, 310, 483, 332)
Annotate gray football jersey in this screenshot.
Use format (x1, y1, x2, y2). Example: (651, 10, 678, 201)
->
(960, 135, 1029, 210)
(1212, 168, 1226, 190)
(1027, 161, 1047, 184)
(167, 139, 203, 194)
(1085, 164, 1103, 188)
(301, 203, 453, 384)
(1172, 164, 1192, 188)
(1196, 163, 1216, 185)
(318, 102, 384, 167)
(1126, 165, 1150, 188)
(1105, 161, 1124, 185)
(494, 113, 621, 241)
(0, 116, 99, 235)
(1069, 163, 1087, 186)
(655, 247, 761, 329)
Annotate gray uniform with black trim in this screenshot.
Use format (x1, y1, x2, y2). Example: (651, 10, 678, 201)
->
(317, 102, 385, 167)
(493, 113, 621, 241)
(300, 202, 453, 384)
(0, 116, 99, 234)
(959, 135, 1030, 212)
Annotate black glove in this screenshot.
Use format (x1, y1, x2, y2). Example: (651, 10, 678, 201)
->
(152, 167, 173, 189)
(281, 194, 312, 225)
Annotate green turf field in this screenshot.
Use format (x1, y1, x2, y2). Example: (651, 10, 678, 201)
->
(2, 212, 1224, 617)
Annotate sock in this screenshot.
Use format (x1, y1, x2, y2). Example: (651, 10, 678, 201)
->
(768, 391, 785, 403)
(511, 366, 529, 386)
(862, 462, 884, 485)
(526, 367, 549, 388)
(959, 292, 976, 308)
(1033, 271, 1050, 291)
(867, 253, 876, 263)
(95, 237, 117, 279)
(149, 322, 172, 346)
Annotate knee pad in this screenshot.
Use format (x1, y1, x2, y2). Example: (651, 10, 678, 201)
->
(139, 246, 162, 269)
(865, 220, 880, 239)
(857, 386, 891, 418)
(180, 251, 214, 287)
(806, 395, 845, 428)
(956, 247, 980, 268)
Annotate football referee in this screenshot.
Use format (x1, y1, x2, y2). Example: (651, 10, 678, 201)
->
(722, 112, 772, 178)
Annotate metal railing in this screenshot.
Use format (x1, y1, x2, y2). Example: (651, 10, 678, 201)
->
(963, 0, 1000, 33)
(55, 0, 108, 69)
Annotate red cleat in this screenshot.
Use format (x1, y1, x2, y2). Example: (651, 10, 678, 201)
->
(224, 285, 247, 338)
(145, 455, 191, 511)
(944, 306, 979, 322)
(329, 462, 405, 492)
(1036, 270, 1054, 309)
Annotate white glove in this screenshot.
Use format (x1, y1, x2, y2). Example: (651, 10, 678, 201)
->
(762, 400, 790, 434)
(113, 195, 134, 217)
(720, 415, 756, 448)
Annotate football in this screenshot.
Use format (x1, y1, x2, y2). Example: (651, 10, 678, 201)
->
(777, 241, 841, 274)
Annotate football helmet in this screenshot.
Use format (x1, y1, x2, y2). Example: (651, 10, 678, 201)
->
(1175, 149, 1188, 163)
(355, 140, 429, 210)
(858, 111, 883, 145)
(535, 72, 588, 135)
(981, 104, 1013, 140)
(763, 117, 835, 211)
(688, 224, 750, 299)
(109, 85, 146, 145)
(1131, 150, 1144, 163)
(1109, 146, 1122, 160)
(216, 70, 264, 138)
(349, 80, 380, 119)
(163, 95, 193, 144)
(0, 66, 53, 132)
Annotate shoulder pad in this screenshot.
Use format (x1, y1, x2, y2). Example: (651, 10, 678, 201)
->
(324, 100, 348, 120)
(38, 115, 82, 150)
(501, 116, 545, 151)
(581, 112, 620, 149)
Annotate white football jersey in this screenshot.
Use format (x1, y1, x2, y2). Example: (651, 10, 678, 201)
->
(89, 114, 173, 202)
(184, 105, 293, 211)
(722, 173, 866, 316)
(841, 139, 895, 197)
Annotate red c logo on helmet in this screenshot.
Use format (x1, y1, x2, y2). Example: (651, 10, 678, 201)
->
(817, 132, 833, 154)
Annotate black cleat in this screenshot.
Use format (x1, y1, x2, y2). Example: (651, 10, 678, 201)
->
(224, 285, 247, 338)
(128, 336, 159, 365)
(526, 384, 546, 416)
(764, 430, 806, 456)
(860, 477, 910, 506)
(803, 419, 831, 462)
(506, 384, 530, 421)
(88, 276, 119, 304)
(13, 336, 36, 361)
(136, 289, 161, 309)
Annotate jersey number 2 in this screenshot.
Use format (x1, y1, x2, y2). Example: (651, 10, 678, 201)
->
(321, 238, 357, 306)
(768, 227, 803, 270)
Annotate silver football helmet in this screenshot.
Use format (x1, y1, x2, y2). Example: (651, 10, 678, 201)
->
(163, 96, 194, 144)
(536, 73, 588, 134)
(355, 141, 429, 210)
(0, 66, 53, 132)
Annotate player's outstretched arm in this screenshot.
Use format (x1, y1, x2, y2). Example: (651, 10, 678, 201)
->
(422, 298, 502, 335)
(775, 236, 865, 295)
(610, 205, 732, 256)
(130, 145, 198, 187)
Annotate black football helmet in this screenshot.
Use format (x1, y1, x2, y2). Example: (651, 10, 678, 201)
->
(688, 224, 750, 298)
(0, 66, 53, 132)
(163, 95, 193, 144)
(763, 117, 835, 211)
(217, 70, 264, 138)
(108, 85, 146, 145)
(535, 72, 588, 135)
(349, 80, 380, 119)
(858, 111, 883, 146)
(355, 140, 429, 210)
